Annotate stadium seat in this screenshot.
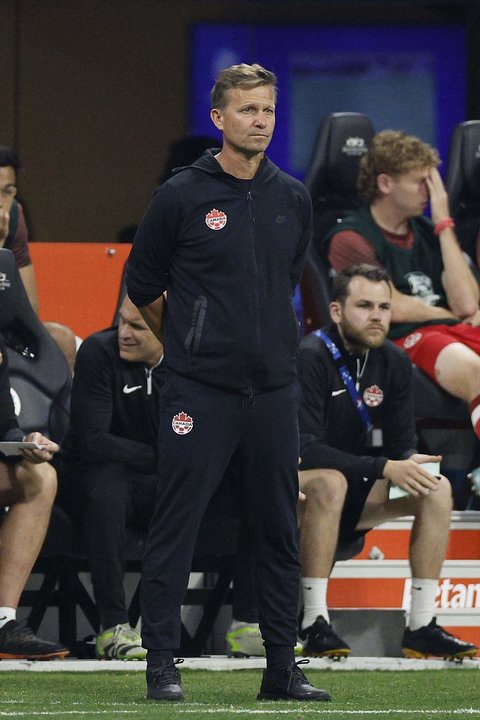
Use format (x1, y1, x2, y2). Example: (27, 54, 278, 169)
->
(301, 112, 375, 331)
(446, 119, 480, 266)
(0, 248, 72, 442)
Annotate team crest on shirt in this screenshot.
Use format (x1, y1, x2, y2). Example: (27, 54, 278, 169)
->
(172, 411, 193, 435)
(363, 385, 384, 407)
(403, 332, 423, 349)
(205, 208, 227, 230)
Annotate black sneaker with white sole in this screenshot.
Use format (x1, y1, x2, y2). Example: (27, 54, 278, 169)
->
(257, 659, 331, 701)
(0, 620, 69, 660)
(146, 659, 184, 701)
(299, 615, 351, 659)
(402, 617, 478, 661)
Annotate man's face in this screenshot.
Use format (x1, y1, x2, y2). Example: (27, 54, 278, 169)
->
(0, 166, 17, 215)
(210, 84, 276, 158)
(118, 298, 163, 367)
(330, 276, 391, 352)
(383, 166, 431, 218)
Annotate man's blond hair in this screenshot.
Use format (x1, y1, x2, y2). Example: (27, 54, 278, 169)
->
(358, 130, 440, 202)
(210, 63, 277, 110)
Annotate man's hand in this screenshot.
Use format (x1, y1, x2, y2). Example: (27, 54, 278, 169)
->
(426, 166, 450, 225)
(20, 431, 59, 464)
(383, 454, 442, 497)
(461, 309, 480, 327)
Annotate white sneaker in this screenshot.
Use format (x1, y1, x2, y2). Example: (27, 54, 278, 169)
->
(95, 623, 146, 660)
(226, 621, 265, 657)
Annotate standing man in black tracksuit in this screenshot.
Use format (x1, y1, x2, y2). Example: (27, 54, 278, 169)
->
(58, 296, 165, 660)
(296, 264, 477, 661)
(126, 63, 330, 703)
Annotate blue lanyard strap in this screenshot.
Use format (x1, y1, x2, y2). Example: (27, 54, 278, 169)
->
(314, 330, 373, 433)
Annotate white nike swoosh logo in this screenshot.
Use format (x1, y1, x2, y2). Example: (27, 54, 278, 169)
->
(331, 389, 347, 396)
(123, 384, 142, 394)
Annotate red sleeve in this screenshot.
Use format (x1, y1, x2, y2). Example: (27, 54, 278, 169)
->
(328, 230, 382, 272)
(10, 204, 32, 268)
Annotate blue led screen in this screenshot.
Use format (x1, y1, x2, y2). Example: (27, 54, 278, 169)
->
(190, 24, 466, 179)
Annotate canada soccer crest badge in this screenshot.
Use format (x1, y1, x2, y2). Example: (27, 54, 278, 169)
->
(363, 385, 384, 407)
(205, 208, 227, 230)
(403, 332, 422, 349)
(172, 411, 193, 435)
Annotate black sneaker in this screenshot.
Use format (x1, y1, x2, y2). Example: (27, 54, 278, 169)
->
(299, 615, 351, 659)
(402, 617, 478, 661)
(257, 659, 331, 701)
(0, 620, 69, 660)
(146, 659, 184, 701)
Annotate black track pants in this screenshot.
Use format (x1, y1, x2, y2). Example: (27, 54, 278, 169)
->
(140, 373, 301, 653)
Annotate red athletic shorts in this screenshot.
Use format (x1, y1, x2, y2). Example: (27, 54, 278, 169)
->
(393, 323, 480, 381)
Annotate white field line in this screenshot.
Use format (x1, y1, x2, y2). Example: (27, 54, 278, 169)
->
(0, 713, 136, 717)
(1, 708, 480, 717)
(176, 710, 480, 716)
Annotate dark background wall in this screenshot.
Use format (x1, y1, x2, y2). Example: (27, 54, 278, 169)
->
(1, 0, 479, 244)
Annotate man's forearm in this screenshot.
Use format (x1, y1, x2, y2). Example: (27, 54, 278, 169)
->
(439, 229, 479, 317)
(389, 285, 457, 324)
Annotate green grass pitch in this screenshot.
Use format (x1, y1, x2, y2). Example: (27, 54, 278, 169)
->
(1, 669, 480, 719)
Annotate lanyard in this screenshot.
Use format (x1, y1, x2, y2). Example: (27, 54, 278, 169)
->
(314, 330, 373, 433)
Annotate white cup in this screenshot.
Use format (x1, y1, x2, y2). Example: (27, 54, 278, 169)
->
(421, 461, 440, 476)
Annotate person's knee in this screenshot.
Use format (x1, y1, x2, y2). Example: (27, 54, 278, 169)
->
(415, 475, 453, 516)
(15, 461, 57, 505)
(301, 469, 347, 512)
(432, 475, 453, 512)
(43, 321, 78, 375)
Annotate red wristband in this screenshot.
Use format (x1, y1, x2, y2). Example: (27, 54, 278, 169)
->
(434, 217, 455, 235)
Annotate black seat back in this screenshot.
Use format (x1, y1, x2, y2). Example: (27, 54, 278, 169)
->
(301, 112, 375, 331)
(446, 120, 480, 265)
(0, 248, 71, 442)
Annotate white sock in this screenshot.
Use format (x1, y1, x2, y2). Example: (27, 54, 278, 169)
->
(0, 607, 16, 629)
(408, 578, 438, 631)
(301, 577, 329, 629)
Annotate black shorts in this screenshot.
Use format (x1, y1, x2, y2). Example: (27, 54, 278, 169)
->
(338, 474, 377, 545)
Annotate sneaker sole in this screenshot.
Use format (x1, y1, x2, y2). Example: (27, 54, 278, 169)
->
(0, 650, 69, 660)
(302, 647, 351, 660)
(402, 647, 478, 661)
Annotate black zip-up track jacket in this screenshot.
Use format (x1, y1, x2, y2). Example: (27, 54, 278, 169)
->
(63, 329, 165, 474)
(298, 326, 417, 481)
(126, 151, 312, 393)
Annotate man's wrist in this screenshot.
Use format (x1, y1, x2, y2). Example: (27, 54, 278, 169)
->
(434, 217, 455, 236)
